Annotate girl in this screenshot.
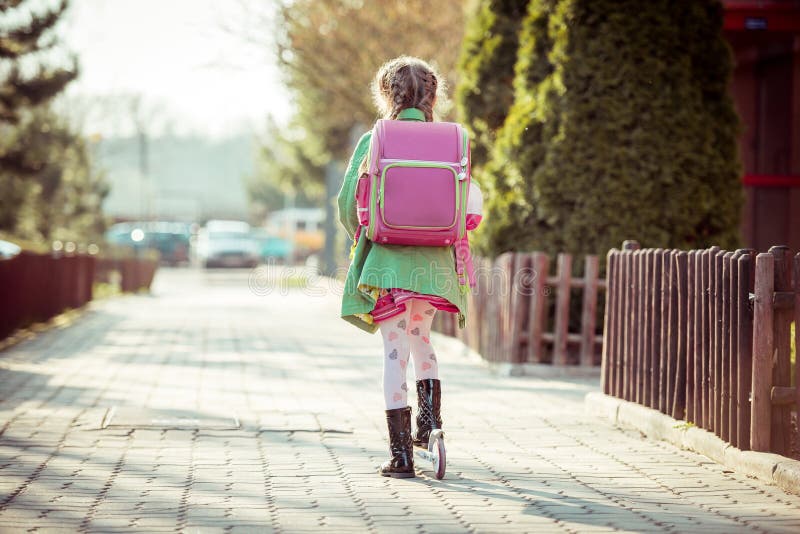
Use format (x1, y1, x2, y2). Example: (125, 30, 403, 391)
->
(337, 56, 482, 478)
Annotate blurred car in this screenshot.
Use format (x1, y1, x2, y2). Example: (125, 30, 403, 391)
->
(260, 236, 292, 263)
(104, 222, 191, 266)
(197, 220, 260, 268)
(104, 223, 139, 248)
(147, 228, 190, 266)
(265, 208, 323, 263)
(250, 228, 292, 264)
(0, 239, 21, 259)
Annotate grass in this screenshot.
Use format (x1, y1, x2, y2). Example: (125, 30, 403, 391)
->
(93, 281, 122, 299)
(282, 275, 309, 289)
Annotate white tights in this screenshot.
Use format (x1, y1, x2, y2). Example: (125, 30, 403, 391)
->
(379, 299, 439, 410)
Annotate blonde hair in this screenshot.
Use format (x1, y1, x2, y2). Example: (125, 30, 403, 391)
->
(371, 56, 448, 122)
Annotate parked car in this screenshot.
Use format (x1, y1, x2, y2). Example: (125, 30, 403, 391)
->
(250, 228, 292, 264)
(104, 222, 191, 266)
(260, 236, 292, 263)
(0, 239, 21, 259)
(197, 220, 260, 268)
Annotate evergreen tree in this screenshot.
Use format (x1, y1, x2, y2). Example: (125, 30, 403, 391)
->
(476, 0, 556, 254)
(479, 0, 741, 258)
(456, 0, 529, 170)
(0, 0, 78, 124)
(0, 0, 103, 245)
(1, 108, 109, 243)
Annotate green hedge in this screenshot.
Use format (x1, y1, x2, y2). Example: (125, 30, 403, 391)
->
(456, 0, 529, 171)
(464, 0, 742, 259)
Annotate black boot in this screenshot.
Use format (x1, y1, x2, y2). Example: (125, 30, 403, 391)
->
(413, 379, 442, 446)
(379, 406, 415, 478)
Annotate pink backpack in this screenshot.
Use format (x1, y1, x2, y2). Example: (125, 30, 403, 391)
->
(355, 119, 470, 247)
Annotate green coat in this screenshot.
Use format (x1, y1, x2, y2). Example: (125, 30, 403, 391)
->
(337, 111, 467, 333)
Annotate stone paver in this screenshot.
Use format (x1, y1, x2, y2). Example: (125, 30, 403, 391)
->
(0, 267, 799, 533)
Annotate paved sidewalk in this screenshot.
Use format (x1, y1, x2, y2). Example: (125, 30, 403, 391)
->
(1, 267, 799, 533)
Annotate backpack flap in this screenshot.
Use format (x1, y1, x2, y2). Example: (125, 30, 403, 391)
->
(368, 119, 470, 246)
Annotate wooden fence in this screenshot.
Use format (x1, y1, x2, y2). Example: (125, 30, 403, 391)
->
(603, 241, 799, 456)
(434, 251, 606, 366)
(95, 257, 159, 293)
(0, 251, 96, 340)
(1, 252, 158, 341)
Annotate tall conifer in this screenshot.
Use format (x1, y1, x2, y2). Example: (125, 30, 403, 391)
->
(473, 0, 741, 257)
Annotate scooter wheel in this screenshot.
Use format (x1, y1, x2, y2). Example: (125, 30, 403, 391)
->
(428, 430, 446, 480)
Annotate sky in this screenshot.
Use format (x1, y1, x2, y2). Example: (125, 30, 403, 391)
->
(60, 0, 292, 138)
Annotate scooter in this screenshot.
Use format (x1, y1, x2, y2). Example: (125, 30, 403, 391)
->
(414, 429, 446, 479)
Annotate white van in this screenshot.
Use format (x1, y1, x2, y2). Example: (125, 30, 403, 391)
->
(197, 220, 260, 268)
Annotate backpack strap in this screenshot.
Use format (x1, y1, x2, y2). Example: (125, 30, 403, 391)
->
(349, 225, 361, 260)
(454, 124, 473, 288)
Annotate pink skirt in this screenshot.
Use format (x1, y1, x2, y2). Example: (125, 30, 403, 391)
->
(370, 288, 459, 323)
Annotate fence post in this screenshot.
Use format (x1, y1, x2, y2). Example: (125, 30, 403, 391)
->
(648, 249, 662, 407)
(601, 249, 617, 393)
(481, 258, 495, 361)
(476, 256, 490, 357)
(720, 251, 733, 442)
(795, 253, 800, 420)
(768, 245, 792, 455)
(502, 253, 517, 362)
(488, 253, 513, 362)
(751, 252, 774, 452)
(622, 240, 640, 401)
(84, 254, 95, 304)
(643, 250, 655, 408)
(604, 250, 625, 397)
(664, 251, 678, 416)
(527, 252, 549, 364)
(727, 250, 742, 446)
(634, 250, 645, 404)
(614, 249, 627, 397)
(621, 248, 632, 400)
(692, 250, 703, 426)
(580, 255, 599, 367)
(658, 250, 670, 413)
(712, 250, 724, 433)
(123, 257, 133, 292)
(672, 251, 688, 420)
(484, 256, 500, 362)
(0, 254, 23, 338)
(553, 253, 572, 366)
(736, 250, 755, 450)
(686, 251, 697, 423)
(72, 255, 83, 306)
(41, 253, 58, 320)
(699, 249, 709, 429)
(622, 241, 640, 400)
(508, 253, 531, 364)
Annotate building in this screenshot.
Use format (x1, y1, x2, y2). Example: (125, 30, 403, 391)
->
(265, 208, 325, 260)
(723, 0, 800, 251)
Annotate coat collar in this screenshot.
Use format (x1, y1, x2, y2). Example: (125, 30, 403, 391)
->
(396, 108, 426, 121)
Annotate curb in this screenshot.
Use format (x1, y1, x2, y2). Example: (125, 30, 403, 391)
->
(431, 333, 602, 379)
(0, 302, 95, 353)
(487, 362, 601, 379)
(585, 391, 800, 497)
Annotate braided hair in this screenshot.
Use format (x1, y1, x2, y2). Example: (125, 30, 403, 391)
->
(371, 56, 447, 122)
